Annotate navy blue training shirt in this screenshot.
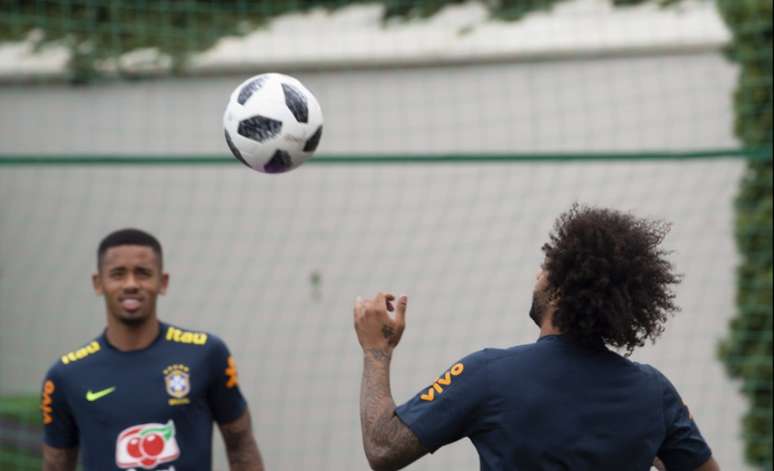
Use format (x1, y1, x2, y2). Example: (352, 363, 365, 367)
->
(395, 335, 711, 471)
(41, 322, 247, 471)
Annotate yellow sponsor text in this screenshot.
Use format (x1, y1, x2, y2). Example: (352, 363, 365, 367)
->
(420, 362, 465, 402)
(166, 326, 208, 345)
(60, 341, 101, 365)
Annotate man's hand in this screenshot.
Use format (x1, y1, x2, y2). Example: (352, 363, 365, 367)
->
(355, 292, 426, 470)
(354, 292, 407, 353)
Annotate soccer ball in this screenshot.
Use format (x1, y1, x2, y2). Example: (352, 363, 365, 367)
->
(223, 73, 324, 174)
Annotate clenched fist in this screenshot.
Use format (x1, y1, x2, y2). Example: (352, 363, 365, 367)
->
(354, 292, 408, 353)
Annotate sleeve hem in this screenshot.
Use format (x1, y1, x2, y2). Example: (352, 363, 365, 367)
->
(394, 407, 440, 454)
(660, 448, 713, 471)
(214, 398, 248, 425)
(688, 449, 714, 471)
(43, 437, 79, 449)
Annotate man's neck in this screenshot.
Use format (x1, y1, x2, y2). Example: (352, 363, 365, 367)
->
(538, 309, 561, 338)
(105, 317, 161, 352)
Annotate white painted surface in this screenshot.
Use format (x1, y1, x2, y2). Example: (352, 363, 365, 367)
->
(0, 0, 729, 77)
(0, 3, 752, 468)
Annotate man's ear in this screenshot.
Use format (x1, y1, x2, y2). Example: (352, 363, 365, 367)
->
(547, 286, 561, 305)
(92, 272, 103, 295)
(160, 273, 169, 295)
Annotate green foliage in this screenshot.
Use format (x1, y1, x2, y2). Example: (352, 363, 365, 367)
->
(0, 0, 678, 81)
(0, 395, 43, 471)
(716, 0, 773, 469)
(0, 0, 771, 467)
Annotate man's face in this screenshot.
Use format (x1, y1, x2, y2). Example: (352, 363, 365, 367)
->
(93, 245, 168, 326)
(528, 267, 551, 327)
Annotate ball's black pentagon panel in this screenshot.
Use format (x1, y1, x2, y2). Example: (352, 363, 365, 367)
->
(303, 125, 323, 152)
(224, 129, 251, 168)
(237, 115, 283, 142)
(237, 75, 269, 105)
(282, 83, 309, 123)
(263, 150, 293, 173)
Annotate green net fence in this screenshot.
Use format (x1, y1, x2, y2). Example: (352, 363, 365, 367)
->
(0, 1, 771, 470)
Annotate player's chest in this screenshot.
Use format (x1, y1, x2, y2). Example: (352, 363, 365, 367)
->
(70, 355, 210, 420)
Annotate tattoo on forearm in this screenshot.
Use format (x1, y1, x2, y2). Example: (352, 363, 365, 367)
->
(42, 445, 78, 471)
(360, 352, 426, 469)
(220, 411, 265, 471)
(366, 348, 391, 362)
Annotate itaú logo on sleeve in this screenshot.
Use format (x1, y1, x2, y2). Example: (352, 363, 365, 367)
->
(420, 362, 465, 401)
(116, 420, 180, 470)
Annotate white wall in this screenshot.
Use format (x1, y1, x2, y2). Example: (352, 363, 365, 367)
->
(0, 51, 752, 470)
(0, 52, 736, 154)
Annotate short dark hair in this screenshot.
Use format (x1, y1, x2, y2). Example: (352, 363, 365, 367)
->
(97, 228, 163, 270)
(542, 204, 681, 354)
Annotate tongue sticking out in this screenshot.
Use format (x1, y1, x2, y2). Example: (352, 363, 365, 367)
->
(121, 299, 141, 311)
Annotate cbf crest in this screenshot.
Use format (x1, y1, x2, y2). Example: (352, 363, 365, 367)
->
(163, 364, 190, 406)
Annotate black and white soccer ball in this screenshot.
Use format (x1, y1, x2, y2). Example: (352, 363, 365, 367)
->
(223, 73, 324, 174)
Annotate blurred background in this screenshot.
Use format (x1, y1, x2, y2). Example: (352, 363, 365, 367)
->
(0, 0, 771, 470)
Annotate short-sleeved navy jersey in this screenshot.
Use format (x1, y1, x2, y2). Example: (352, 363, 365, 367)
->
(395, 335, 711, 471)
(41, 322, 247, 471)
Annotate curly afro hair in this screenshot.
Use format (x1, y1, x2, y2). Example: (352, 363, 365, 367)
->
(542, 204, 681, 354)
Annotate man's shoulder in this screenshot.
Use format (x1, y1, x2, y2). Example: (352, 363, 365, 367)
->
(471, 337, 619, 373)
(459, 343, 538, 372)
(160, 322, 225, 350)
(630, 361, 678, 397)
(630, 361, 668, 381)
(477, 339, 557, 363)
(48, 335, 105, 374)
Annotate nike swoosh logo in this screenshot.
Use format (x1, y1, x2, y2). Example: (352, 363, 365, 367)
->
(86, 386, 116, 402)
